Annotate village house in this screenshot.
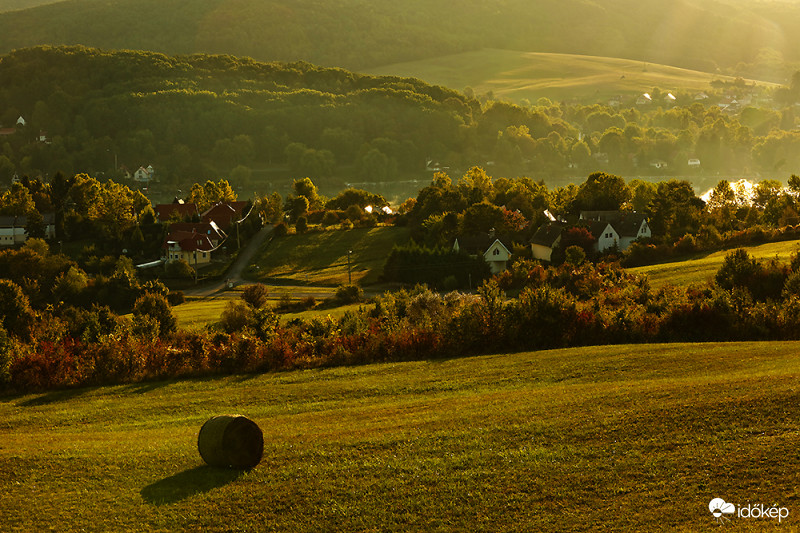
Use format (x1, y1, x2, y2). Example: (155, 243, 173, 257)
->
(530, 211, 651, 260)
(579, 211, 651, 253)
(530, 222, 565, 262)
(163, 229, 215, 265)
(452, 232, 513, 274)
(133, 165, 155, 183)
(154, 201, 199, 223)
(201, 200, 249, 229)
(0, 213, 56, 245)
(167, 221, 227, 247)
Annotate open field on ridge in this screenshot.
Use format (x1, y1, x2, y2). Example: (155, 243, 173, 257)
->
(630, 238, 800, 288)
(1, 342, 799, 531)
(365, 49, 779, 104)
(245, 226, 410, 286)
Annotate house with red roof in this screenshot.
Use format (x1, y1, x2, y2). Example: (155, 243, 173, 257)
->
(168, 221, 227, 247)
(154, 201, 199, 223)
(163, 229, 215, 265)
(201, 201, 249, 229)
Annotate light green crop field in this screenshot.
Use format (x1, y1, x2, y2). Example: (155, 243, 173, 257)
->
(630, 239, 800, 287)
(365, 49, 778, 104)
(2, 342, 799, 531)
(246, 226, 410, 286)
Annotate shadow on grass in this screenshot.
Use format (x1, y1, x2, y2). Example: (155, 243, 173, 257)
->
(17, 387, 86, 407)
(141, 466, 245, 505)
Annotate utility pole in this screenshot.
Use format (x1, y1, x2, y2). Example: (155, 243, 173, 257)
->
(347, 249, 352, 285)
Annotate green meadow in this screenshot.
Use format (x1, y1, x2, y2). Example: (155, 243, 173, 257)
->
(246, 226, 410, 286)
(1, 342, 798, 531)
(630, 239, 800, 288)
(366, 49, 778, 104)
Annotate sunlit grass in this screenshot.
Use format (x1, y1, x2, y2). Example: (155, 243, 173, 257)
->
(366, 49, 778, 104)
(2, 342, 799, 531)
(630, 239, 800, 287)
(246, 226, 410, 286)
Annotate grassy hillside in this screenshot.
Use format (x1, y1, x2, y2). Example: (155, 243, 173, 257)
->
(0, 0, 799, 76)
(630, 239, 800, 287)
(0, 0, 60, 12)
(1, 341, 798, 531)
(366, 49, 779, 105)
(246, 226, 410, 286)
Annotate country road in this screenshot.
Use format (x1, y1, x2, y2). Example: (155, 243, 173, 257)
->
(183, 224, 273, 298)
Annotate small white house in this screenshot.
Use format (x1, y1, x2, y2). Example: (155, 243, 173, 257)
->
(134, 165, 155, 183)
(453, 233, 514, 274)
(483, 239, 512, 274)
(580, 211, 651, 253)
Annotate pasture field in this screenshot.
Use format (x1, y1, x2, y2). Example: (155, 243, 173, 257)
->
(173, 296, 365, 330)
(1, 342, 799, 531)
(245, 226, 410, 286)
(365, 49, 777, 104)
(630, 239, 800, 287)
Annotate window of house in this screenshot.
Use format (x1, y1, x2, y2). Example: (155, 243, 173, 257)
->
(202, 252, 207, 259)
(493, 248, 500, 256)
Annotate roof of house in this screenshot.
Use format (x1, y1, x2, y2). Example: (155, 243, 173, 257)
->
(0, 213, 55, 228)
(454, 233, 514, 256)
(163, 230, 215, 252)
(168, 221, 226, 241)
(579, 211, 648, 238)
(530, 222, 565, 247)
(201, 201, 249, 228)
(155, 202, 199, 222)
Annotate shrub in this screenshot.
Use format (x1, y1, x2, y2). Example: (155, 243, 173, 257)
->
(295, 216, 309, 234)
(564, 245, 586, 266)
(165, 259, 195, 280)
(167, 291, 186, 306)
(133, 293, 177, 335)
(321, 211, 340, 226)
(219, 300, 253, 333)
(335, 284, 363, 304)
(241, 283, 270, 308)
(272, 222, 288, 237)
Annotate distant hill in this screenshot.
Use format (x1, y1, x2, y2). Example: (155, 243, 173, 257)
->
(366, 49, 780, 105)
(0, 0, 799, 77)
(0, 0, 60, 12)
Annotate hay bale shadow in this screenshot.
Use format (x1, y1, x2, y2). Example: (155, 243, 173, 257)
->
(141, 466, 244, 505)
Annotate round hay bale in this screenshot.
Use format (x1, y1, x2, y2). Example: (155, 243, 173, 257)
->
(197, 415, 263, 469)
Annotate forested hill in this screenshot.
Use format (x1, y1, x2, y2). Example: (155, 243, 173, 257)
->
(4, 46, 800, 191)
(0, 0, 799, 77)
(0, 46, 482, 184)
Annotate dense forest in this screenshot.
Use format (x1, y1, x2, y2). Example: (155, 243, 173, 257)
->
(1, 0, 800, 79)
(3, 47, 800, 195)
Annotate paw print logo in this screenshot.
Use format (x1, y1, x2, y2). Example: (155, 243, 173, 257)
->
(709, 498, 736, 524)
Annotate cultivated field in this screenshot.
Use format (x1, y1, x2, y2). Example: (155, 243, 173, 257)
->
(1, 342, 798, 531)
(365, 49, 778, 104)
(630, 239, 800, 287)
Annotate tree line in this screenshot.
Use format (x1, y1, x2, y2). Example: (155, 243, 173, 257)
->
(3, 47, 800, 196)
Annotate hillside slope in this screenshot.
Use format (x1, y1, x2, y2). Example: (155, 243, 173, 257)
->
(365, 49, 779, 104)
(0, 0, 798, 76)
(1, 342, 798, 531)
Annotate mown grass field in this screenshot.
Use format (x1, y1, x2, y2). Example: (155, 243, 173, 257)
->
(365, 49, 778, 104)
(173, 296, 365, 330)
(630, 239, 800, 288)
(245, 226, 410, 286)
(2, 342, 799, 531)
